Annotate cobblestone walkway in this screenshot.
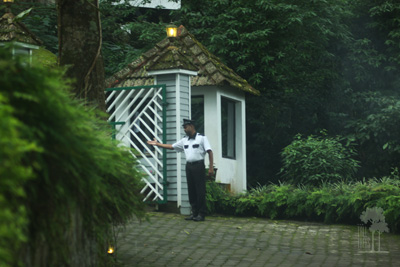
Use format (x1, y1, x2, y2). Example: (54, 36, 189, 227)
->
(114, 212, 400, 266)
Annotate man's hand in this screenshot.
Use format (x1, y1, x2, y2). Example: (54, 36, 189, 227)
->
(147, 139, 173, 150)
(147, 138, 158, 146)
(208, 166, 214, 177)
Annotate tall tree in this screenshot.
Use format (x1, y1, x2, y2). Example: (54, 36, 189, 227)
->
(57, 0, 106, 111)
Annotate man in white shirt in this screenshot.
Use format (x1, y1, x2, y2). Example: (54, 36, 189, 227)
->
(147, 119, 214, 221)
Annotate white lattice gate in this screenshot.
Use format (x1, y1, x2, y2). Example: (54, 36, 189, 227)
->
(106, 85, 167, 203)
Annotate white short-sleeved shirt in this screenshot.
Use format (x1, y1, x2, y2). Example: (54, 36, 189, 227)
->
(172, 133, 212, 163)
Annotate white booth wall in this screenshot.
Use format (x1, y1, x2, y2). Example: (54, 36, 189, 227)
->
(192, 86, 247, 194)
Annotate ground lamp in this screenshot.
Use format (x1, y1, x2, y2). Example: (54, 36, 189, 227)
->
(166, 24, 177, 38)
(107, 246, 115, 254)
(107, 244, 115, 260)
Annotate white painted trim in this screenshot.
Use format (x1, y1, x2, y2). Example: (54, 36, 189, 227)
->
(216, 90, 222, 162)
(148, 69, 198, 76)
(0, 42, 39, 50)
(241, 100, 247, 191)
(189, 76, 192, 119)
(176, 73, 182, 208)
(217, 89, 247, 192)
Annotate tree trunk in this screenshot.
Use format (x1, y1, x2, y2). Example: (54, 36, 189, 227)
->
(57, 0, 106, 111)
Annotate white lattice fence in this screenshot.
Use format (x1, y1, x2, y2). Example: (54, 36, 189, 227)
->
(106, 85, 167, 203)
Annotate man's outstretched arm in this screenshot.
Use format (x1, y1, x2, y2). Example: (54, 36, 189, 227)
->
(147, 138, 174, 150)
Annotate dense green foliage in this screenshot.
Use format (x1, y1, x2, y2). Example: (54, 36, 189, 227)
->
(343, 92, 400, 177)
(206, 176, 400, 233)
(12, 2, 58, 54)
(0, 91, 39, 266)
(280, 133, 360, 185)
(0, 48, 145, 266)
(100, 0, 168, 76)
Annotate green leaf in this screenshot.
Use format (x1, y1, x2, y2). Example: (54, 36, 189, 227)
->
(13, 8, 33, 23)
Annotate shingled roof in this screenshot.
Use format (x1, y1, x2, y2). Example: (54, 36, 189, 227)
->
(0, 12, 42, 46)
(107, 25, 259, 96)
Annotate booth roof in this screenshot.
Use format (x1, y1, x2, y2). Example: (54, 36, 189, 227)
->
(107, 25, 260, 96)
(0, 12, 43, 46)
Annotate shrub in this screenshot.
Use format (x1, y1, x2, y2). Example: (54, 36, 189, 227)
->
(206, 181, 237, 215)
(0, 93, 41, 265)
(280, 132, 360, 186)
(0, 48, 145, 266)
(206, 175, 400, 233)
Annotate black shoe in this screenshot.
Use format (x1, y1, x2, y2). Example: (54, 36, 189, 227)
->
(185, 215, 197, 221)
(193, 215, 205, 222)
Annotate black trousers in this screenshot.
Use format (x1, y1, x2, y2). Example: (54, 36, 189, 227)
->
(186, 161, 206, 217)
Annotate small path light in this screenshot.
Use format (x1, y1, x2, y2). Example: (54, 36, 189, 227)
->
(107, 245, 115, 255)
(166, 24, 177, 38)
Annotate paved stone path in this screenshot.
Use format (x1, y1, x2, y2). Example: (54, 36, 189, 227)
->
(114, 212, 400, 266)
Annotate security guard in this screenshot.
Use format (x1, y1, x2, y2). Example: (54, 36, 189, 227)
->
(147, 119, 214, 222)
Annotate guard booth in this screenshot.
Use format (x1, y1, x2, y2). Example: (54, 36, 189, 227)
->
(0, 8, 42, 64)
(106, 25, 260, 215)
